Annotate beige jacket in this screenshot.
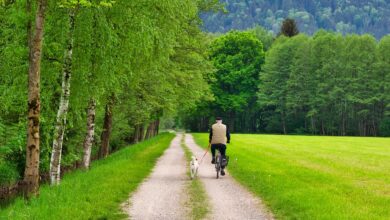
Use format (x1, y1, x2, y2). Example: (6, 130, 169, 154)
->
(210, 122, 229, 145)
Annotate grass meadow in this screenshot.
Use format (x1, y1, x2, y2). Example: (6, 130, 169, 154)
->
(0, 133, 175, 220)
(192, 133, 390, 220)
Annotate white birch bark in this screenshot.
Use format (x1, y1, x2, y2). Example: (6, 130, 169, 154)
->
(49, 10, 75, 185)
(82, 99, 96, 169)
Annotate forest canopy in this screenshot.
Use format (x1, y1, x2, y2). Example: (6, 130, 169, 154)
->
(201, 0, 390, 38)
(0, 0, 215, 197)
(183, 28, 390, 137)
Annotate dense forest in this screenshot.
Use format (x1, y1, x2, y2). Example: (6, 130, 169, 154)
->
(202, 0, 390, 38)
(183, 26, 390, 137)
(0, 0, 216, 198)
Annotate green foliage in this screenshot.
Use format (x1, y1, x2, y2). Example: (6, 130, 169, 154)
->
(0, 120, 25, 183)
(0, 161, 19, 185)
(185, 30, 389, 136)
(248, 25, 274, 51)
(58, 0, 115, 8)
(207, 31, 265, 129)
(0, 0, 29, 120)
(377, 35, 390, 117)
(0, 120, 24, 185)
(258, 35, 307, 133)
(193, 133, 390, 219)
(379, 117, 390, 136)
(257, 32, 388, 136)
(0, 133, 174, 219)
(0, 0, 213, 189)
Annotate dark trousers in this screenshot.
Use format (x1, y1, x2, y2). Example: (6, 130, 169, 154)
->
(211, 144, 226, 158)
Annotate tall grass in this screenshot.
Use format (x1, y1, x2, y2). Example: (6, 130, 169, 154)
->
(0, 133, 175, 220)
(192, 133, 390, 220)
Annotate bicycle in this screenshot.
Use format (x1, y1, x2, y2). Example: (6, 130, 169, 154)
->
(215, 149, 222, 179)
(214, 149, 229, 179)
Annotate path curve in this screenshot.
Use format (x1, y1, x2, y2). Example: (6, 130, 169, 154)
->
(122, 133, 187, 220)
(185, 134, 274, 220)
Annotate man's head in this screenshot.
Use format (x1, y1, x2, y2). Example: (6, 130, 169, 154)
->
(216, 117, 222, 123)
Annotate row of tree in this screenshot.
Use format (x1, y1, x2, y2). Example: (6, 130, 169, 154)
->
(259, 31, 390, 136)
(0, 0, 217, 198)
(183, 26, 390, 136)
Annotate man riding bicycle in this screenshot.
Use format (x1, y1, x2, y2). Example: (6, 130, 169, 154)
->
(209, 117, 230, 176)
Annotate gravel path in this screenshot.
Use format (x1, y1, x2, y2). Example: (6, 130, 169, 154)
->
(122, 133, 187, 220)
(185, 134, 274, 220)
(123, 133, 273, 220)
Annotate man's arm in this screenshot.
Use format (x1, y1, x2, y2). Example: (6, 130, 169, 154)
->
(226, 126, 230, 143)
(209, 127, 213, 143)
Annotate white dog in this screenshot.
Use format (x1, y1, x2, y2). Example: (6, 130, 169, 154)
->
(190, 156, 199, 179)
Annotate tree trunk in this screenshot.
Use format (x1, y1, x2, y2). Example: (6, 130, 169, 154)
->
(341, 105, 347, 136)
(151, 120, 159, 137)
(321, 120, 326, 135)
(24, 0, 47, 198)
(99, 98, 114, 159)
(49, 9, 76, 185)
(198, 118, 201, 132)
(27, 0, 32, 60)
(372, 120, 377, 136)
(363, 120, 367, 136)
(82, 99, 96, 169)
(156, 119, 160, 135)
(151, 122, 155, 138)
(311, 116, 316, 134)
(229, 112, 235, 133)
(252, 114, 257, 132)
(151, 121, 155, 137)
(281, 112, 287, 134)
(341, 115, 346, 136)
(133, 125, 140, 144)
(139, 125, 145, 142)
(145, 122, 153, 140)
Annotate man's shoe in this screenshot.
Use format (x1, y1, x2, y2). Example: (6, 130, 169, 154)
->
(221, 170, 225, 176)
(211, 158, 216, 164)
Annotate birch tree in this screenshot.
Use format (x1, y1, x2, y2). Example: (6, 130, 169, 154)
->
(81, 98, 96, 169)
(81, 4, 116, 168)
(49, 2, 78, 185)
(50, 0, 114, 181)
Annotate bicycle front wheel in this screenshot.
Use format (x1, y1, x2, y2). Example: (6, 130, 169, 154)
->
(215, 155, 220, 179)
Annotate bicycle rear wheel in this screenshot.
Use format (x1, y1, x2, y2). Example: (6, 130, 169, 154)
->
(215, 155, 220, 179)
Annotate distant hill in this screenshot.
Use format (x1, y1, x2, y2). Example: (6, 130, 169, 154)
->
(201, 0, 390, 38)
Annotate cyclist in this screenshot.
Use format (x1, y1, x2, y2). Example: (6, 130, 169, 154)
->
(209, 117, 230, 176)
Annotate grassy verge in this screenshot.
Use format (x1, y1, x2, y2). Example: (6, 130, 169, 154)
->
(181, 135, 209, 220)
(192, 133, 390, 220)
(0, 133, 175, 220)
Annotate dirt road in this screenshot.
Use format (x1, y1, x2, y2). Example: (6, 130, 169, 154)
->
(122, 133, 187, 220)
(185, 134, 273, 220)
(123, 133, 273, 220)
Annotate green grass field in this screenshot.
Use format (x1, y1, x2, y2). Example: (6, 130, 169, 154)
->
(0, 133, 175, 220)
(192, 133, 390, 220)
